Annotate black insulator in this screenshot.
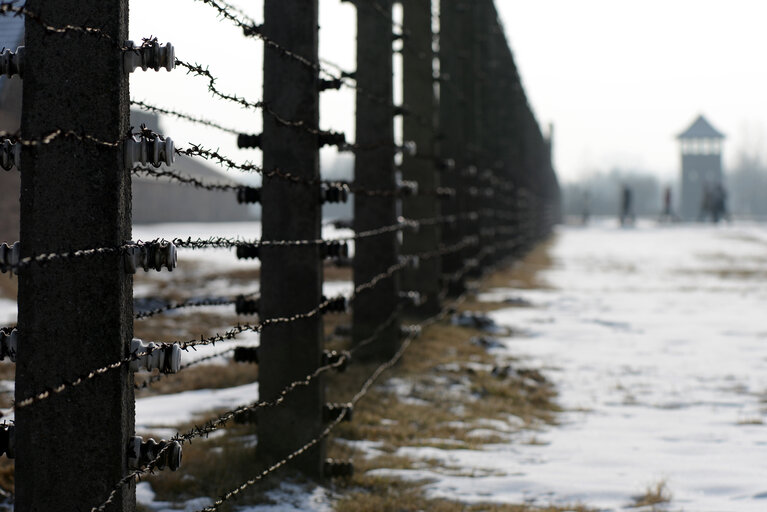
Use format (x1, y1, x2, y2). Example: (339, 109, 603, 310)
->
(392, 105, 409, 117)
(319, 78, 343, 91)
(321, 241, 349, 260)
(324, 459, 354, 478)
(235, 295, 260, 315)
(237, 133, 262, 149)
(236, 244, 260, 260)
(233, 346, 260, 364)
(138, 438, 181, 471)
(242, 24, 263, 37)
(322, 350, 351, 372)
(237, 186, 261, 204)
(321, 295, 348, 314)
(318, 131, 346, 148)
(321, 183, 350, 204)
(0, 424, 14, 459)
(323, 403, 353, 423)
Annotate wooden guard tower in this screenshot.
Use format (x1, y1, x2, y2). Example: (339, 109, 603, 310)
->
(677, 115, 725, 221)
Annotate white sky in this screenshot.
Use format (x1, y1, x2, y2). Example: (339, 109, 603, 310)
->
(131, 1, 767, 184)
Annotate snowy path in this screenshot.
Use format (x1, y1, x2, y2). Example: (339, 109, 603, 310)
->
(424, 222, 767, 510)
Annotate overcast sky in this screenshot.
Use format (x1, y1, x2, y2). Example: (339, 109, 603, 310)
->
(131, 0, 767, 183)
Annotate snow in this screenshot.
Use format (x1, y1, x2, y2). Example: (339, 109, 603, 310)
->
(0, 298, 15, 325)
(387, 221, 767, 511)
(8, 219, 767, 510)
(237, 482, 334, 512)
(135, 381, 259, 433)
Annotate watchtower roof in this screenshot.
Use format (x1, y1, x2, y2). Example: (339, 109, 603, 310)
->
(677, 115, 725, 140)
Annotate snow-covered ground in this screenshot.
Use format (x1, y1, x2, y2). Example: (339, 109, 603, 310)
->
(384, 220, 767, 511)
(9, 220, 767, 510)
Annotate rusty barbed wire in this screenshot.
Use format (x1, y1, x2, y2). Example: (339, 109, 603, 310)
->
(0, 2, 115, 43)
(90, 228, 520, 512)
(134, 295, 252, 320)
(131, 100, 241, 136)
(132, 167, 242, 193)
(194, 281, 462, 511)
(188, 0, 433, 130)
(134, 163, 453, 200)
(174, 59, 266, 111)
(0, 128, 123, 149)
(11, 238, 449, 408)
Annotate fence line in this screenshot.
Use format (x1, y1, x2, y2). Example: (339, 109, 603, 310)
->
(1, 0, 560, 509)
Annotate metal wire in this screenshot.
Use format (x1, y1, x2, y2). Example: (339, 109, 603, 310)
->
(13, 232, 478, 410)
(131, 100, 241, 136)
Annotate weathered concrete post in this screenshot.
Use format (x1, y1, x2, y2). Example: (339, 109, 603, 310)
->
(353, 0, 400, 359)
(460, 0, 484, 277)
(258, 0, 325, 476)
(400, 0, 441, 315)
(437, 0, 468, 294)
(479, 0, 506, 265)
(16, 1, 135, 510)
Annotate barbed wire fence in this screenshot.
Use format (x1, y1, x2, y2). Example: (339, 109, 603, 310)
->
(0, 0, 560, 510)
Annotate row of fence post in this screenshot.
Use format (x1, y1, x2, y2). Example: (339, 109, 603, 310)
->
(12, 0, 560, 509)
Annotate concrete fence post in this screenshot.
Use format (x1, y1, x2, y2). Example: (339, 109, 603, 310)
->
(437, 0, 469, 295)
(16, 1, 135, 510)
(400, 0, 441, 315)
(352, 0, 400, 359)
(258, 0, 325, 476)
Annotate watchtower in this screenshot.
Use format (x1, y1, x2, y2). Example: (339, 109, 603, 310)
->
(677, 115, 725, 220)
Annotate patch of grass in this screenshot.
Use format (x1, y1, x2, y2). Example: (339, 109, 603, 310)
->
(630, 480, 672, 509)
(335, 485, 591, 512)
(132, 235, 583, 512)
(323, 241, 566, 511)
(142, 422, 280, 511)
(135, 361, 256, 397)
(0, 458, 12, 496)
(0, 274, 16, 302)
(481, 239, 555, 291)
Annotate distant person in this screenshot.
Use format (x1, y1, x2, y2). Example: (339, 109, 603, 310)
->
(699, 183, 712, 222)
(711, 183, 730, 223)
(620, 185, 635, 226)
(659, 187, 678, 223)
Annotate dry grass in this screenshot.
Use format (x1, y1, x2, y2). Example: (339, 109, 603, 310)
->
(630, 480, 672, 509)
(135, 361, 256, 397)
(481, 241, 556, 291)
(322, 238, 572, 510)
(0, 459, 12, 496)
(0, 274, 16, 302)
(141, 421, 279, 511)
(3, 234, 580, 510)
(135, 235, 570, 511)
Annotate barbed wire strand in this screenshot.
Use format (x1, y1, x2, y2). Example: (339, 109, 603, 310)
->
(131, 100, 242, 136)
(13, 233, 479, 411)
(91, 306, 405, 512)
